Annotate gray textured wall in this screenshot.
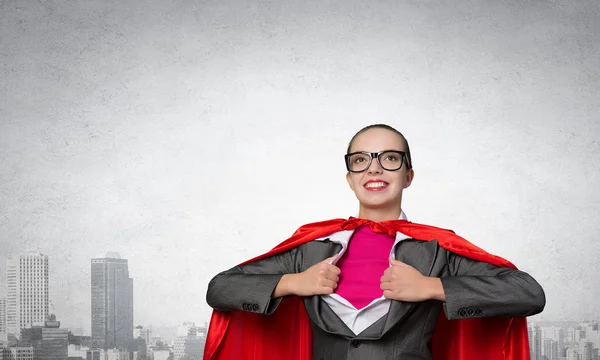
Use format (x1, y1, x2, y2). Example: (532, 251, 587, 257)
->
(1, 0, 598, 334)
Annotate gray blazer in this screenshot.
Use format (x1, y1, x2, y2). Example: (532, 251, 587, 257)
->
(206, 238, 545, 360)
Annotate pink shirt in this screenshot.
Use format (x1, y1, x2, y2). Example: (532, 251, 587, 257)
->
(334, 225, 396, 309)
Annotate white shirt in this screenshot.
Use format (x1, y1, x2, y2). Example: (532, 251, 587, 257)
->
(315, 211, 411, 335)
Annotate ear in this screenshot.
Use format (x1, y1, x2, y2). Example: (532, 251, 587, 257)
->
(346, 172, 355, 191)
(404, 169, 415, 189)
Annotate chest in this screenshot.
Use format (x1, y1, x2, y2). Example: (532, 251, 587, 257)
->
(295, 238, 450, 279)
(334, 236, 395, 309)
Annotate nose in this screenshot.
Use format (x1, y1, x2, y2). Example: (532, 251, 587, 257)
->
(367, 157, 383, 174)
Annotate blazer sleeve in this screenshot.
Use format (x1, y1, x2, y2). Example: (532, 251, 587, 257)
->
(205, 247, 299, 316)
(440, 251, 546, 320)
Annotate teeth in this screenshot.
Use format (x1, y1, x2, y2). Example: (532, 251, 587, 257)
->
(365, 182, 387, 188)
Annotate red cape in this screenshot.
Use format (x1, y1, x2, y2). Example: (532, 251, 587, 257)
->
(204, 218, 531, 360)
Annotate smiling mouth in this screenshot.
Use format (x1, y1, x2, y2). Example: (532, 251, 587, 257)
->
(364, 181, 388, 190)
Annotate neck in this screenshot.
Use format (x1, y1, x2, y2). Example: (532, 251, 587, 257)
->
(358, 206, 402, 222)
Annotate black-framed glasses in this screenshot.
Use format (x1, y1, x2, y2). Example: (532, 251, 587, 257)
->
(344, 150, 408, 173)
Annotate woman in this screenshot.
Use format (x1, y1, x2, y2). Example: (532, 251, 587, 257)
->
(204, 124, 545, 360)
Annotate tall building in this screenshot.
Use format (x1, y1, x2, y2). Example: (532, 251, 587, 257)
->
(0, 298, 6, 333)
(540, 326, 566, 357)
(19, 314, 69, 360)
(529, 324, 542, 360)
(133, 325, 151, 345)
(68, 343, 91, 359)
(5, 253, 49, 336)
(580, 322, 600, 350)
(579, 341, 593, 360)
(542, 338, 559, 360)
(91, 252, 134, 350)
(0, 346, 40, 360)
(86, 349, 102, 360)
(568, 327, 585, 343)
(566, 347, 582, 360)
(148, 349, 171, 360)
(172, 323, 204, 360)
(88, 348, 129, 360)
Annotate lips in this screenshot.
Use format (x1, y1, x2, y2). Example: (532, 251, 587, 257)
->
(364, 179, 389, 191)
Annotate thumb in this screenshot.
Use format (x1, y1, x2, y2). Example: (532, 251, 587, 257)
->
(389, 257, 407, 266)
(323, 256, 337, 264)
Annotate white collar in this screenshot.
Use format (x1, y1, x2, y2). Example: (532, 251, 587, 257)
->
(316, 210, 411, 245)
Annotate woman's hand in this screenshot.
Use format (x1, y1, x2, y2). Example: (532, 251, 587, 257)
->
(273, 257, 340, 297)
(380, 258, 445, 302)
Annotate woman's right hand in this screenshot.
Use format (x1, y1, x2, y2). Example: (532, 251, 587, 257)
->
(273, 257, 341, 297)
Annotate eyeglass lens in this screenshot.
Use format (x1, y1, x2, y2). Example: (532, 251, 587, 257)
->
(347, 151, 403, 172)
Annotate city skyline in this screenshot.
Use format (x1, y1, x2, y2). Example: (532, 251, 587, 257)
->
(527, 320, 600, 360)
(1, 0, 599, 334)
(0, 248, 599, 358)
(0, 247, 597, 335)
(0, 250, 200, 359)
(0, 250, 209, 339)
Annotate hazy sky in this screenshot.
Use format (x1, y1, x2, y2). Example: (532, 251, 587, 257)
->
(1, 0, 599, 334)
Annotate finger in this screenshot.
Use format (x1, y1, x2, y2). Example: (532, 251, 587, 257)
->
(389, 257, 407, 266)
(380, 273, 392, 283)
(318, 286, 335, 295)
(322, 270, 338, 282)
(383, 290, 394, 299)
(382, 267, 398, 281)
(322, 256, 337, 264)
(324, 271, 339, 283)
(319, 265, 340, 278)
(320, 279, 337, 290)
(380, 281, 392, 291)
(325, 264, 341, 275)
(318, 262, 334, 272)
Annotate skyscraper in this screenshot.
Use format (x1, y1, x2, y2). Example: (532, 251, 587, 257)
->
(5, 253, 49, 336)
(529, 324, 541, 360)
(0, 297, 6, 333)
(173, 323, 204, 360)
(542, 338, 559, 360)
(91, 252, 134, 350)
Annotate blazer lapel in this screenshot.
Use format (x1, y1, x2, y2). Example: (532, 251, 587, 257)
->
(300, 239, 356, 338)
(303, 295, 357, 338)
(381, 239, 439, 336)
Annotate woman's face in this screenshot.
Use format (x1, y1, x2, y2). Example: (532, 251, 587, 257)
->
(345, 128, 414, 215)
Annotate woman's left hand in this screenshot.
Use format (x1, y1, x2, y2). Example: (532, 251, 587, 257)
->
(380, 258, 445, 302)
